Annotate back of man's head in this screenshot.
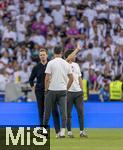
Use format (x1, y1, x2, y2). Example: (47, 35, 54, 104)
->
(54, 46, 63, 55)
(64, 49, 74, 59)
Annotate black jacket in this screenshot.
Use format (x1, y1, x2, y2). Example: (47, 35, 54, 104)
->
(29, 63, 47, 91)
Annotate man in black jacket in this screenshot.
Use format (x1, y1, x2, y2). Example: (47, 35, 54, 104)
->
(29, 49, 60, 134)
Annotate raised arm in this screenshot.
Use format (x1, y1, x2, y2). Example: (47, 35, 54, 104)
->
(66, 42, 82, 62)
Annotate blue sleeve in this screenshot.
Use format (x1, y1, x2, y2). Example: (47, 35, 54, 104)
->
(99, 88, 104, 95)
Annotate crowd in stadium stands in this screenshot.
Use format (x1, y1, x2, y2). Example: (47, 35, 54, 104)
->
(0, 0, 123, 94)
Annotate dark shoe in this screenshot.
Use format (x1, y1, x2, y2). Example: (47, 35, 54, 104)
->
(68, 134, 74, 138)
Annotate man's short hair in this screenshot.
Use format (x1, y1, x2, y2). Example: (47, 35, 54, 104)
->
(54, 46, 63, 54)
(64, 49, 74, 59)
(39, 48, 48, 54)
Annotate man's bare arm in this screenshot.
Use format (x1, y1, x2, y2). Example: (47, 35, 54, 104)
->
(67, 73, 74, 90)
(79, 77, 83, 90)
(45, 73, 51, 91)
(66, 42, 82, 62)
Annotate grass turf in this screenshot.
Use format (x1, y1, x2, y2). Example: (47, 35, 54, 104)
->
(50, 129, 123, 150)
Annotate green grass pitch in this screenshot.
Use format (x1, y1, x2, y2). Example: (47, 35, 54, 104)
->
(50, 129, 123, 150)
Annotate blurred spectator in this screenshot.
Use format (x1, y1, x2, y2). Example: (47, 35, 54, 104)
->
(13, 64, 22, 83)
(32, 15, 47, 36)
(0, 69, 8, 91)
(30, 43, 40, 62)
(89, 67, 98, 91)
(17, 44, 31, 66)
(29, 30, 45, 46)
(16, 16, 27, 42)
(66, 16, 80, 38)
(19, 63, 30, 83)
(51, 4, 65, 27)
(99, 84, 110, 102)
(2, 25, 17, 41)
(0, 0, 122, 93)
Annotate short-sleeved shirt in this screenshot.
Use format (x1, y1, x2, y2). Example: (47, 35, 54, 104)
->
(45, 57, 72, 91)
(68, 62, 82, 92)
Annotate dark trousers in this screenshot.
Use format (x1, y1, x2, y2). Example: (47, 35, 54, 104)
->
(43, 90, 67, 131)
(67, 91, 84, 131)
(35, 90, 44, 125)
(35, 89, 60, 133)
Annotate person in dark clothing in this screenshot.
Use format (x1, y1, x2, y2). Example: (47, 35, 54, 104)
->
(29, 49, 60, 134)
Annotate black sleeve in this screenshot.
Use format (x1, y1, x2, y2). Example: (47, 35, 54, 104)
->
(29, 66, 37, 87)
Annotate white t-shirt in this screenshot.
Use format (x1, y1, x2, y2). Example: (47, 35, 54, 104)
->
(16, 19, 26, 42)
(0, 74, 7, 91)
(2, 30, 17, 41)
(19, 70, 30, 83)
(43, 0, 50, 8)
(83, 8, 97, 24)
(96, 3, 109, 19)
(29, 35, 45, 46)
(50, 0, 62, 6)
(25, 2, 38, 14)
(65, 0, 81, 5)
(16, 19, 26, 32)
(115, 36, 123, 45)
(16, 14, 30, 22)
(92, 47, 102, 60)
(51, 8, 65, 26)
(81, 62, 90, 80)
(46, 37, 57, 47)
(68, 62, 82, 92)
(0, 57, 9, 65)
(45, 57, 72, 91)
(109, 12, 120, 23)
(43, 14, 53, 25)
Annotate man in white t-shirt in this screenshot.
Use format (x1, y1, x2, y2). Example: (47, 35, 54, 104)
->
(16, 16, 26, 42)
(29, 31, 45, 46)
(2, 25, 17, 41)
(64, 50, 88, 138)
(43, 46, 73, 138)
(51, 5, 65, 27)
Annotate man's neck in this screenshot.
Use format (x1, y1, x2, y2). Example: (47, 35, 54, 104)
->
(54, 54, 61, 58)
(67, 60, 73, 64)
(40, 60, 47, 65)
